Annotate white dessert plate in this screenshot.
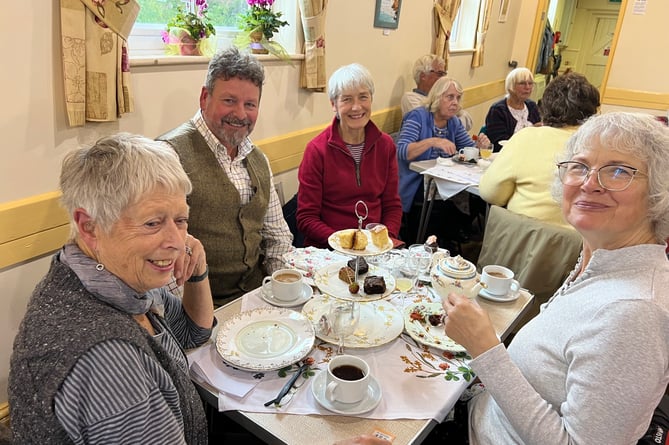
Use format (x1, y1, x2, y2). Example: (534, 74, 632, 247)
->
(261, 282, 314, 307)
(478, 287, 520, 302)
(404, 303, 466, 352)
(328, 229, 393, 257)
(314, 262, 395, 302)
(311, 370, 382, 415)
(216, 307, 315, 371)
(302, 294, 404, 349)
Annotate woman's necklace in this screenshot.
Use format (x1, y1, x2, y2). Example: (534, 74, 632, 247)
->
(433, 118, 448, 137)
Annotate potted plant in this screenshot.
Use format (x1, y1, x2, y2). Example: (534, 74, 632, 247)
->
(162, 0, 216, 56)
(235, 0, 289, 58)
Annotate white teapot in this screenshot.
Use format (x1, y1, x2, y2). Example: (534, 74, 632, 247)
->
(430, 254, 483, 299)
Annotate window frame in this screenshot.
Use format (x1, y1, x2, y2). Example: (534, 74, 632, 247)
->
(128, 0, 298, 59)
(449, 0, 481, 52)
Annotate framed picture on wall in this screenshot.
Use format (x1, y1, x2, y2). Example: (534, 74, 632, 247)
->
(499, 0, 511, 23)
(374, 0, 402, 29)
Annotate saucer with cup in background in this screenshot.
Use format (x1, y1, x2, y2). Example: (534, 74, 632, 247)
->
(261, 268, 312, 307)
(478, 265, 521, 302)
(311, 354, 382, 415)
(458, 146, 479, 161)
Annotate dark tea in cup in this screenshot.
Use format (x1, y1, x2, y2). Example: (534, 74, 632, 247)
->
(332, 364, 365, 381)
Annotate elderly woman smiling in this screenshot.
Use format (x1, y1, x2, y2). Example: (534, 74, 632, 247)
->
(9, 134, 214, 444)
(443, 112, 669, 444)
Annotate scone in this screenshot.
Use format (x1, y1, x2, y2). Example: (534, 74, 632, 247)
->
(352, 229, 368, 250)
(338, 229, 356, 249)
(370, 224, 389, 249)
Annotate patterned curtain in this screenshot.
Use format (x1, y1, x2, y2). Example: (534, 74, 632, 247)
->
(59, 0, 139, 127)
(471, 0, 493, 68)
(298, 0, 328, 91)
(433, 0, 461, 71)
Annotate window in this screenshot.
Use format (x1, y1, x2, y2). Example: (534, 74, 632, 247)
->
(449, 0, 481, 52)
(129, 0, 297, 57)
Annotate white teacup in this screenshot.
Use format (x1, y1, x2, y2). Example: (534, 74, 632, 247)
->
(262, 269, 303, 302)
(458, 146, 479, 161)
(480, 265, 520, 297)
(325, 355, 370, 404)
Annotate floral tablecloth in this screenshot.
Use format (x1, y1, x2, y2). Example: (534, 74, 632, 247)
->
(188, 272, 475, 421)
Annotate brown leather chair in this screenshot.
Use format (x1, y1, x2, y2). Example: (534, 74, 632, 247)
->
(476, 205, 582, 328)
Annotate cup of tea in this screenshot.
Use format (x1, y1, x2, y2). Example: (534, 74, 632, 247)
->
(325, 355, 370, 404)
(480, 265, 520, 296)
(262, 269, 303, 302)
(458, 147, 479, 161)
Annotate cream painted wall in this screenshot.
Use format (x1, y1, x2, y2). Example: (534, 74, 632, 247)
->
(1, 0, 527, 405)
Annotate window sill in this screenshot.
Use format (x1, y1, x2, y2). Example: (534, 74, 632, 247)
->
(130, 53, 304, 67)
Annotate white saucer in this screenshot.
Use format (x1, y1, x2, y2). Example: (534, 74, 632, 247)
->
(478, 287, 520, 302)
(311, 370, 382, 415)
(261, 282, 313, 307)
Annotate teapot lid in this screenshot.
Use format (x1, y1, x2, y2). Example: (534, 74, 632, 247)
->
(437, 255, 477, 279)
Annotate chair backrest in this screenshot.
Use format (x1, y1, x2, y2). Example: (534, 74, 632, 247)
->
(281, 193, 303, 248)
(477, 205, 582, 325)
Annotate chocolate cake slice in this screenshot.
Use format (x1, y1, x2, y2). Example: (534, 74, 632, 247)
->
(363, 275, 386, 294)
(347, 257, 369, 275)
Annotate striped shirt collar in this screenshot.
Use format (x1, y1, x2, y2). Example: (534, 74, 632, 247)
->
(192, 109, 255, 161)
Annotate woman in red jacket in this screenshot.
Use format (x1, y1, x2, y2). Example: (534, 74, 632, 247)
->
(297, 63, 402, 248)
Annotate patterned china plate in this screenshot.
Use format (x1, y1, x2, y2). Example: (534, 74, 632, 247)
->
(314, 262, 396, 302)
(404, 302, 466, 352)
(328, 229, 393, 257)
(216, 307, 315, 371)
(302, 294, 404, 349)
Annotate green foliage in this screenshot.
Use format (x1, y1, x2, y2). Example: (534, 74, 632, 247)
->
(237, 4, 288, 40)
(137, 0, 246, 29)
(166, 5, 216, 41)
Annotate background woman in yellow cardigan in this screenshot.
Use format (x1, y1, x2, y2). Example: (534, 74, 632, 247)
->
(478, 71, 600, 228)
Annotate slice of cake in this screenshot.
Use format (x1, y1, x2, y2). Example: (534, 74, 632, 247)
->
(352, 229, 368, 250)
(347, 257, 369, 274)
(363, 275, 386, 294)
(338, 266, 356, 284)
(369, 224, 389, 249)
(338, 229, 356, 249)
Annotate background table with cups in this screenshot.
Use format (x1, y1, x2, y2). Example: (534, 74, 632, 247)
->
(187, 246, 534, 444)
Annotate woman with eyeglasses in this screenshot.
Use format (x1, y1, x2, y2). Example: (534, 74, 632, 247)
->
(442, 112, 669, 444)
(395, 76, 490, 246)
(484, 67, 542, 152)
(478, 71, 600, 228)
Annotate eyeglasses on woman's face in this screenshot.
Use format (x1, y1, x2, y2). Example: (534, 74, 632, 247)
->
(556, 161, 647, 191)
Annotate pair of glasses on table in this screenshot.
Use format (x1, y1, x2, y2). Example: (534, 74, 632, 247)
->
(556, 161, 646, 191)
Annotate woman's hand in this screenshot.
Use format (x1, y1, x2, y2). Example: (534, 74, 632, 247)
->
(442, 292, 500, 358)
(174, 233, 207, 287)
(431, 137, 457, 156)
(333, 435, 391, 445)
(474, 133, 491, 149)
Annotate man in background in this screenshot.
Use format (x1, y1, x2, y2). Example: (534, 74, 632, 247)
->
(401, 54, 473, 131)
(159, 47, 292, 306)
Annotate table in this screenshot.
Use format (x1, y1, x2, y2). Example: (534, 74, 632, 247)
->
(409, 159, 485, 245)
(189, 285, 534, 444)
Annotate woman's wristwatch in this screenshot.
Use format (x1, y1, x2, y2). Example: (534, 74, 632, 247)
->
(187, 264, 209, 283)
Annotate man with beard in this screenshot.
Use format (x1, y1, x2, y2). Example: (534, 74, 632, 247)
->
(158, 47, 293, 306)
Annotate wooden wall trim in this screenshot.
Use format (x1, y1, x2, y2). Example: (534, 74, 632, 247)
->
(602, 87, 669, 110)
(0, 80, 506, 270)
(0, 402, 9, 426)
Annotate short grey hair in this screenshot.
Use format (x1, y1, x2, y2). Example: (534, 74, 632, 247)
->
(60, 133, 192, 239)
(205, 46, 265, 98)
(505, 67, 534, 95)
(412, 54, 445, 85)
(552, 112, 669, 242)
(327, 63, 375, 102)
(426, 77, 463, 114)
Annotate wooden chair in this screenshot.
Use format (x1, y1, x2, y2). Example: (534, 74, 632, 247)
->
(476, 205, 582, 328)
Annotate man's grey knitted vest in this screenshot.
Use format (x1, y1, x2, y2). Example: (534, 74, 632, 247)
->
(9, 257, 208, 444)
(158, 122, 270, 303)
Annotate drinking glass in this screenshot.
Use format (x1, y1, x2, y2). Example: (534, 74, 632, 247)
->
(480, 143, 493, 160)
(408, 244, 433, 279)
(329, 301, 360, 355)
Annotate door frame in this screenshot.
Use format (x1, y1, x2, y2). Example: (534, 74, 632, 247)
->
(525, 0, 627, 99)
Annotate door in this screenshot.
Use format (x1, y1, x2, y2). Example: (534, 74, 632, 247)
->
(577, 12, 618, 89)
